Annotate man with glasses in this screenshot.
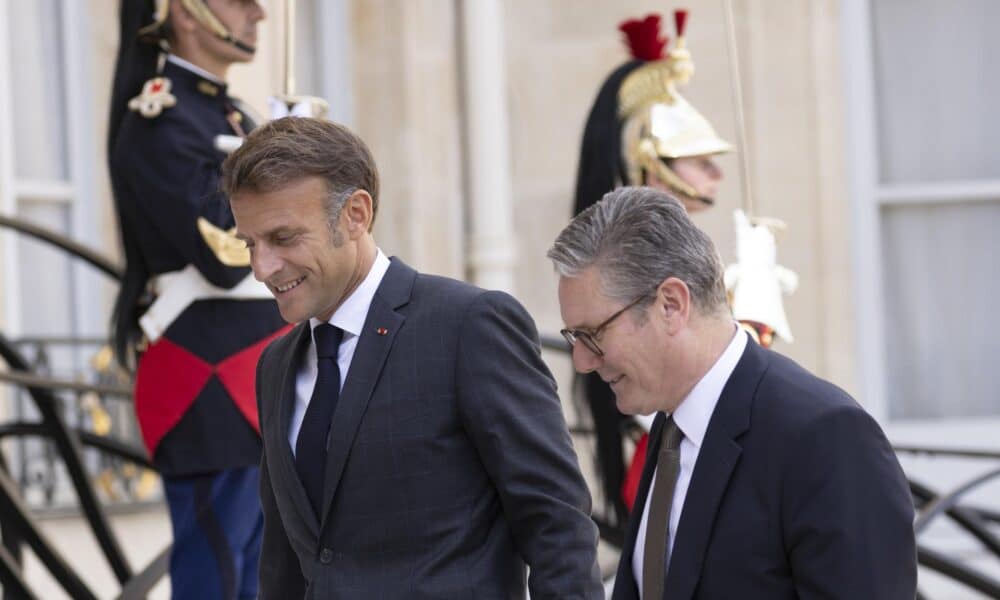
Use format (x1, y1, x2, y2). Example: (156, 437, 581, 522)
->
(549, 186, 916, 599)
(223, 117, 602, 598)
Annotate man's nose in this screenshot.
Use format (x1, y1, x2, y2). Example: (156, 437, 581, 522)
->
(250, 245, 280, 282)
(252, 2, 267, 21)
(571, 342, 602, 374)
(709, 161, 723, 180)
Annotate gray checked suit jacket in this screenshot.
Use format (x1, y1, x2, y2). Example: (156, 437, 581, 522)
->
(255, 257, 602, 599)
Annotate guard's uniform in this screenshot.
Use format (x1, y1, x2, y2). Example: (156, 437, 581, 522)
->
(112, 59, 287, 474)
(109, 57, 288, 599)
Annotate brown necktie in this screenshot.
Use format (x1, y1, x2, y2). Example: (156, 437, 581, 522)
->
(643, 416, 683, 600)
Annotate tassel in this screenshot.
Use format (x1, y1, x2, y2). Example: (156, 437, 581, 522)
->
(674, 9, 689, 38)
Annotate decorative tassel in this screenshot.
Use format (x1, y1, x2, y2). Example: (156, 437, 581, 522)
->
(674, 9, 689, 38)
(618, 14, 668, 61)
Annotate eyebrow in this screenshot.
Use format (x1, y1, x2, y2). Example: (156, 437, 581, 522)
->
(235, 226, 304, 242)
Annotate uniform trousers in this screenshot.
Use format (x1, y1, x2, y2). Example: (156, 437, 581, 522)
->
(163, 466, 263, 599)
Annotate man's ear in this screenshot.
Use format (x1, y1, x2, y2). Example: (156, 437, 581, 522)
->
(656, 277, 691, 334)
(343, 190, 374, 239)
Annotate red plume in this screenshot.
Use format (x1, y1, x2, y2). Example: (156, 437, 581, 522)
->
(618, 14, 668, 61)
(674, 9, 689, 38)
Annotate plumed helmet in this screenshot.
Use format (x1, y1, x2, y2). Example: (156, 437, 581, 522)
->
(618, 11, 732, 201)
(573, 11, 731, 215)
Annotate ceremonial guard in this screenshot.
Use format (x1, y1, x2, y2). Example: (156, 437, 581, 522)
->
(107, 1, 287, 597)
(571, 11, 796, 543)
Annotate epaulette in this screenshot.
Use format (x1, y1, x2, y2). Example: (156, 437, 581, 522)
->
(128, 76, 177, 119)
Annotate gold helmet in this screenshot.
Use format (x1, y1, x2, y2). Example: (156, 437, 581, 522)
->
(618, 11, 731, 205)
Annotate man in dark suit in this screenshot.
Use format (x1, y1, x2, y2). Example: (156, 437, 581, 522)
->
(549, 186, 916, 599)
(222, 117, 602, 599)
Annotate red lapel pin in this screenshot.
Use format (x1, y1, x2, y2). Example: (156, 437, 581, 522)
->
(376, 327, 389, 336)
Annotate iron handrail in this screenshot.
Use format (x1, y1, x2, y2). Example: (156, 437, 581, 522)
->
(0, 369, 132, 398)
(0, 423, 150, 468)
(0, 334, 134, 584)
(0, 215, 122, 280)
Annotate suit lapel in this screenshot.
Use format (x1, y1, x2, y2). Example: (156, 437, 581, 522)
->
(264, 323, 321, 536)
(662, 338, 766, 599)
(318, 258, 415, 527)
(612, 412, 666, 600)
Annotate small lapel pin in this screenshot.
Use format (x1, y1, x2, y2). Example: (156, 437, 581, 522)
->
(376, 327, 389, 336)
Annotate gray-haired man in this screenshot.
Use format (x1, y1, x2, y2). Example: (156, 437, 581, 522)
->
(549, 186, 916, 599)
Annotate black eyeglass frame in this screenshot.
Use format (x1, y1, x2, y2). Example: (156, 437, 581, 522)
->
(560, 291, 652, 357)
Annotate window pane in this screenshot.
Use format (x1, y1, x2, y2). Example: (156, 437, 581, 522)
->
(872, 0, 1000, 183)
(881, 201, 1000, 419)
(16, 204, 75, 338)
(7, 0, 69, 181)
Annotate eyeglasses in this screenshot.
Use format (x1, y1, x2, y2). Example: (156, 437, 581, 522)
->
(560, 293, 650, 357)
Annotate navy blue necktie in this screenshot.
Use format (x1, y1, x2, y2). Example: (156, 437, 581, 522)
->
(295, 323, 344, 516)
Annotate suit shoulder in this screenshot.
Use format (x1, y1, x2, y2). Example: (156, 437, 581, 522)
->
(752, 348, 868, 431)
(411, 273, 519, 311)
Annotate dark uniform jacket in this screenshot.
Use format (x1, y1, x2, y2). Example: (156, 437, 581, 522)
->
(110, 60, 287, 476)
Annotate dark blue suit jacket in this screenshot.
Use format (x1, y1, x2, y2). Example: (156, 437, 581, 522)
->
(256, 258, 602, 599)
(612, 336, 916, 599)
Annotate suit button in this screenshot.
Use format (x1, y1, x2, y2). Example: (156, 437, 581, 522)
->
(319, 548, 333, 564)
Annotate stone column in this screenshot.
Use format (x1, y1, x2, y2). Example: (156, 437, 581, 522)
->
(459, 0, 517, 293)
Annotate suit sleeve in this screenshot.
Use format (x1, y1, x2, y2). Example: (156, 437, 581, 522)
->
(455, 291, 603, 599)
(781, 404, 917, 599)
(255, 344, 307, 599)
(115, 117, 248, 288)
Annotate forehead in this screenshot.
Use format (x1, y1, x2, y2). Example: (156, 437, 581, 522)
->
(672, 154, 715, 170)
(558, 267, 614, 326)
(230, 176, 327, 232)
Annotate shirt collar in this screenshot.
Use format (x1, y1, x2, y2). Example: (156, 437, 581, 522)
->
(166, 54, 226, 86)
(309, 249, 390, 339)
(671, 324, 748, 449)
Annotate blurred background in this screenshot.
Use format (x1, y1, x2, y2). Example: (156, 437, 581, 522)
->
(0, 0, 997, 597)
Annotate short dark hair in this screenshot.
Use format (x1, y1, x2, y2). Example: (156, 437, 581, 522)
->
(221, 117, 380, 228)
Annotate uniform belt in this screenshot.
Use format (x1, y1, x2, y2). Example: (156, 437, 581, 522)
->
(139, 265, 272, 342)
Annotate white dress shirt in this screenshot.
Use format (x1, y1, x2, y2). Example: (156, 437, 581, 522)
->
(632, 325, 747, 596)
(288, 250, 390, 454)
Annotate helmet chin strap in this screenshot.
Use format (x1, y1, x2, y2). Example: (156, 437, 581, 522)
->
(180, 0, 256, 55)
(223, 35, 256, 55)
(636, 143, 715, 208)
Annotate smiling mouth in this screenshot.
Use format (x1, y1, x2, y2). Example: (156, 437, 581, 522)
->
(274, 277, 305, 293)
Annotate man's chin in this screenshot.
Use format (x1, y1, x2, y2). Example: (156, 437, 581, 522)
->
(276, 303, 307, 324)
(614, 397, 638, 416)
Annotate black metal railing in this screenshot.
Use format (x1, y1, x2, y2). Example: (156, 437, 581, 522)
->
(0, 216, 168, 599)
(5, 336, 155, 514)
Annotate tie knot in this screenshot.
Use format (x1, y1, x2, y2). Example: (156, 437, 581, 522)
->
(662, 416, 683, 450)
(313, 324, 344, 359)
